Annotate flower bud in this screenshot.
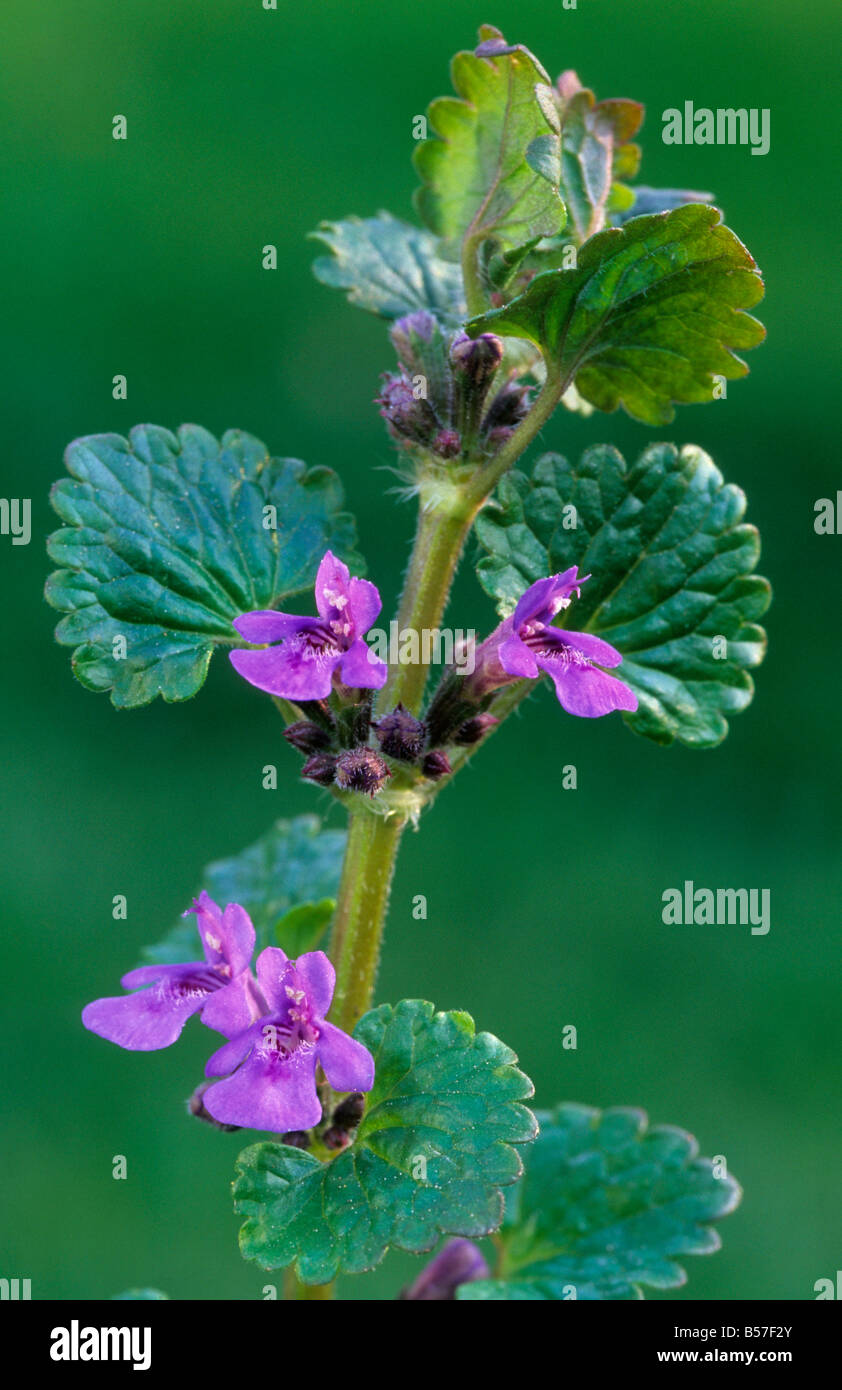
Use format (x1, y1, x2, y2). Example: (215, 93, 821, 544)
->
(332, 1091, 366, 1130)
(334, 747, 392, 796)
(373, 704, 427, 762)
(322, 1125, 353, 1152)
(301, 753, 338, 787)
(422, 749, 452, 781)
(450, 332, 505, 389)
(432, 428, 461, 459)
(187, 1081, 241, 1133)
(400, 1239, 490, 1300)
(454, 713, 499, 745)
(280, 1130, 311, 1149)
(482, 378, 531, 433)
(283, 721, 332, 755)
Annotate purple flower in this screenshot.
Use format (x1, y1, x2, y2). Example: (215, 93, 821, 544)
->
(401, 1239, 490, 1300)
(229, 551, 388, 701)
(466, 569, 638, 718)
(82, 893, 260, 1051)
(202, 947, 374, 1133)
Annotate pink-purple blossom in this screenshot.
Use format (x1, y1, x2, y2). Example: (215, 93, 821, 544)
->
(81, 892, 261, 1051)
(202, 947, 374, 1133)
(229, 550, 387, 701)
(466, 569, 638, 718)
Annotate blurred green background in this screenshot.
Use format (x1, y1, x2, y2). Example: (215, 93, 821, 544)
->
(2, 0, 839, 1301)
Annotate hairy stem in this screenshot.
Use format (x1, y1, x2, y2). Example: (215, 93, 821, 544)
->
(327, 809, 403, 1035)
(283, 1270, 335, 1301)
(378, 494, 477, 716)
(327, 358, 564, 1036)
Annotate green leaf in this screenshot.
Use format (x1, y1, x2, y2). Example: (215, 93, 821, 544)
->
(233, 999, 537, 1283)
(274, 898, 336, 956)
(475, 444, 770, 748)
(46, 425, 363, 707)
(556, 72, 643, 243)
(617, 185, 714, 221)
(459, 1103, 741, 1301)
(144, 815, 345, 963)
(467, 204, 765, 424)
(414, 25, 565, 260)
(310, 212, 465, 322)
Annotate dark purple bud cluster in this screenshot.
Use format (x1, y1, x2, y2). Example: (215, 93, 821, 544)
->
(322, 1090, 366, 1151)
(376, 311, 531, 462)
(334, 746, 392, 796)
(372, 702, 427, 760)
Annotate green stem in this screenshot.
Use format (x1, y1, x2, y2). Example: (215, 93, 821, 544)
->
(283, 1269, 335, 1301)
(378, 491, 477, 716)
(463, 362, 565, 510)
(327, 809, 403, 1035)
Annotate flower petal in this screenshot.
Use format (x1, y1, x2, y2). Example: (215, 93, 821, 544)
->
(83, 973, 209, 1051)
(346, 576, 382, 636)
(204, 1021, 261, 1077)
(229, 639, 338, 701)
(294, 951, 335, 1017)
(512, 569, 584, 629)
(202, 1046, 322, 1133)
(119, 961, 204, 989)
(498, 632, 540, 680)
(317, 1021, 375, 1093)
(560, 628, 625, 669)
(200, 971, 262, 1039)
(540, 655, 638, 717)
(339, 637, 388, 690)
(314, 550, 351, 621)
(255, 946, 291, 1014)
(232, 610, 313, 643)
(220, 903, 257, 975)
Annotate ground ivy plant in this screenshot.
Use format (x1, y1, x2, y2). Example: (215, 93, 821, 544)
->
(46, 26, 768, 1301)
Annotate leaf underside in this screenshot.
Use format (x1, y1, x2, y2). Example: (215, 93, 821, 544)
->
(311, 211, 465, 322)
(414, 24, 566, 259)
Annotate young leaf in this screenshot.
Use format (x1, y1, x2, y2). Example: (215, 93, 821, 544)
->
(459, 1103, 741, 1300)
(467, 204, 765, 424)
(233, 999, 537, 1284)
(556, 71, 643, 242)
(475, 445, 770, 748)
(143, 815, 345, 963)
(414, 25, 565, 261)
(617, 185, 714, 220)
(310, 212, 465, 322)
(273, 898, 336, 957)
(46, 425, 363, 707)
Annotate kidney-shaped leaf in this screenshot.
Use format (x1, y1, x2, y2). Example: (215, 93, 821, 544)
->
(475, 444, 770, 747)
(46, 425, 363, 706)
(233, 999, 537, 1284)
(459, 1103, 741, 1300)
(467, 204, 764, 424)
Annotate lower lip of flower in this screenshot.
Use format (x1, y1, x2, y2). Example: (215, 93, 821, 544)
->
(163, 968, 222, 1002)
(290, 628, 343, 663)
(526, 632, 591, 668)
(259, 1018, 320, 1059)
